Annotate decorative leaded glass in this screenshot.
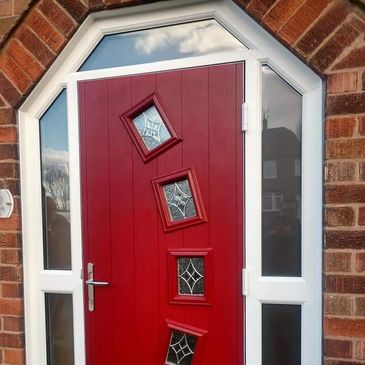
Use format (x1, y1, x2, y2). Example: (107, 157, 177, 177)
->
(178, 257, 204, 295)
(133, 105, 171, 151)
(166, 330, 197, 365)
(163, 179, 197, 222)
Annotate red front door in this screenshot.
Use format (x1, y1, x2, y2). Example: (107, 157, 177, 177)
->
(79, 63, 244, 365)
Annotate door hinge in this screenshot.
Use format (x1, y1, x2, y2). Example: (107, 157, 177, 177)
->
(242, 268, 248, 296)
(241, 103, 248, 132)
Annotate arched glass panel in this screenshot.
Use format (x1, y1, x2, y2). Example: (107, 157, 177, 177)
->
(80, 19, 246, 71)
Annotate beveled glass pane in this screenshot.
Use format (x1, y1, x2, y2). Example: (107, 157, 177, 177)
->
(80, 20, 246, 71)
(163, 179, 197, 222)
(133, 105, 171, 150)
(45, 293, 74, 365)
(261, 65, 302, 277)
(262, 304, 301, 365)
(178, 257, 204, 295)
(166, 330, 197, 365)
(40, 89, 71, 270)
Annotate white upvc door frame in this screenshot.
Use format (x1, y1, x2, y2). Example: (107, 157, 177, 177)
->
(18, 1, 323, 365)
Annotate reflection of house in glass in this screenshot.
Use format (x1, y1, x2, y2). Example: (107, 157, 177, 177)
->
(262, 116, 302, 277)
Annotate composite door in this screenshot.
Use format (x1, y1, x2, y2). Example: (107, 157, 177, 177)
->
(79, 63, 244, 365)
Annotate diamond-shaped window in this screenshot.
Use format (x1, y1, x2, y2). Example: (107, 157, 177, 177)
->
(153, 168, 207, 232)
(166, 330, 197, 365)
(121, 94, 181, 162)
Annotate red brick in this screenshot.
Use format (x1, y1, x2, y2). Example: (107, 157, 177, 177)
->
(334, 45, 365, 70)
(0, 54, 32, 94)
(88, 0, 104, 9)
(324, 295, 352, 315)
(56, 0, 88, 22)
(0, 72, 22, 107)
(3, 317, 24, 332)
(359, 207, 365, 226)
(14, 0, 30, 15)
(26, 9, 66, 53)
(326, 184, 365, 204)
(0, 249, 21, 265)
(6, 39, 44, 81)
(360, 162, 365, 181)
(16, 25, 54, 67)
(0, 266, 20, 281)
(325, 275, 365, 294)
(326, 138, 365, 159)
(325, 117, 355, 138)
(262, 0, 305, 32)
(0, 332, 24, 348)
(356, 253, 365, 273)
(355, 297, 365, 316)
(327, 92, 365, 116)
(0, 16, 17, 39)
(325, 251, 352, 272)
(325, 230, 365, 249)
(0, 233, 21, 248)
(324, 339, 352, 359)
(296, 2, 350, 56)
(355, 341, 365, 361)
(310, 18, 362, 71)
(325, 361, 364, 365)
(327, 72, 358, 94)
(0, 299, 23, 316)
(0, 126, 17, 143)
(0, 144, 18, 160)
(325, 161, 355, 182)
(325, 207, 355, 227)
(0, 108, 15, 125)
(2, 283, 23, 298)
(38, 0, 76, 37)
(4, 348, 25, 365)
(359, 116, 365, 136)
(0, 163, 18, 178)
(0, 0, 13, 17)
(246, 0, 276, 20)
(325, 317, 365, 337)
(0, 215, 20, 230)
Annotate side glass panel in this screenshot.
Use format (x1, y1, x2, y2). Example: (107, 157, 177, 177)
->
(262, 304, 301, 365)
(80, 19, 246, 71)
(45, 293, 75, 365)
(261, 65, 302, 277)
(40, 89, 71, 270)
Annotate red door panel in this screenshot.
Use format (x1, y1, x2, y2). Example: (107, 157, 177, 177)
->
(79, 63, 244, 365)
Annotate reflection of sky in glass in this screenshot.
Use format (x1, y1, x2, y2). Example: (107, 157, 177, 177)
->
(40, 89, 68, 152)
(40, 89, 69, 169)
(80, 20, 246, 71)
(262, 66, 302, 138)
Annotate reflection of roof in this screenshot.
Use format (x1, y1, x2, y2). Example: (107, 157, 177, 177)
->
(262, 127, 300, 158)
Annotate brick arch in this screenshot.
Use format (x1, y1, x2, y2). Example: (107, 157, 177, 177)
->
(0, 0, 364, 364)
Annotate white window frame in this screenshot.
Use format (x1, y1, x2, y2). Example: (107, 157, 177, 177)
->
(18, 0, 323, 364)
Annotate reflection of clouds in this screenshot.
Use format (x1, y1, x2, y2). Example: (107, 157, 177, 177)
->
(42, 148, 69, 170)
(134, 21, 244, 56)
(262, 66, 301, 136)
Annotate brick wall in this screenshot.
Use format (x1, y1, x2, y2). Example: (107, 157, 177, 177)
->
(0, 0, 364, 364)
(0, 1, 32, 44)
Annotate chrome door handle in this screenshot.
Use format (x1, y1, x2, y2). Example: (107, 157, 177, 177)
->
(86, 279, 109, 286)
(86, 263, 109, 312)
